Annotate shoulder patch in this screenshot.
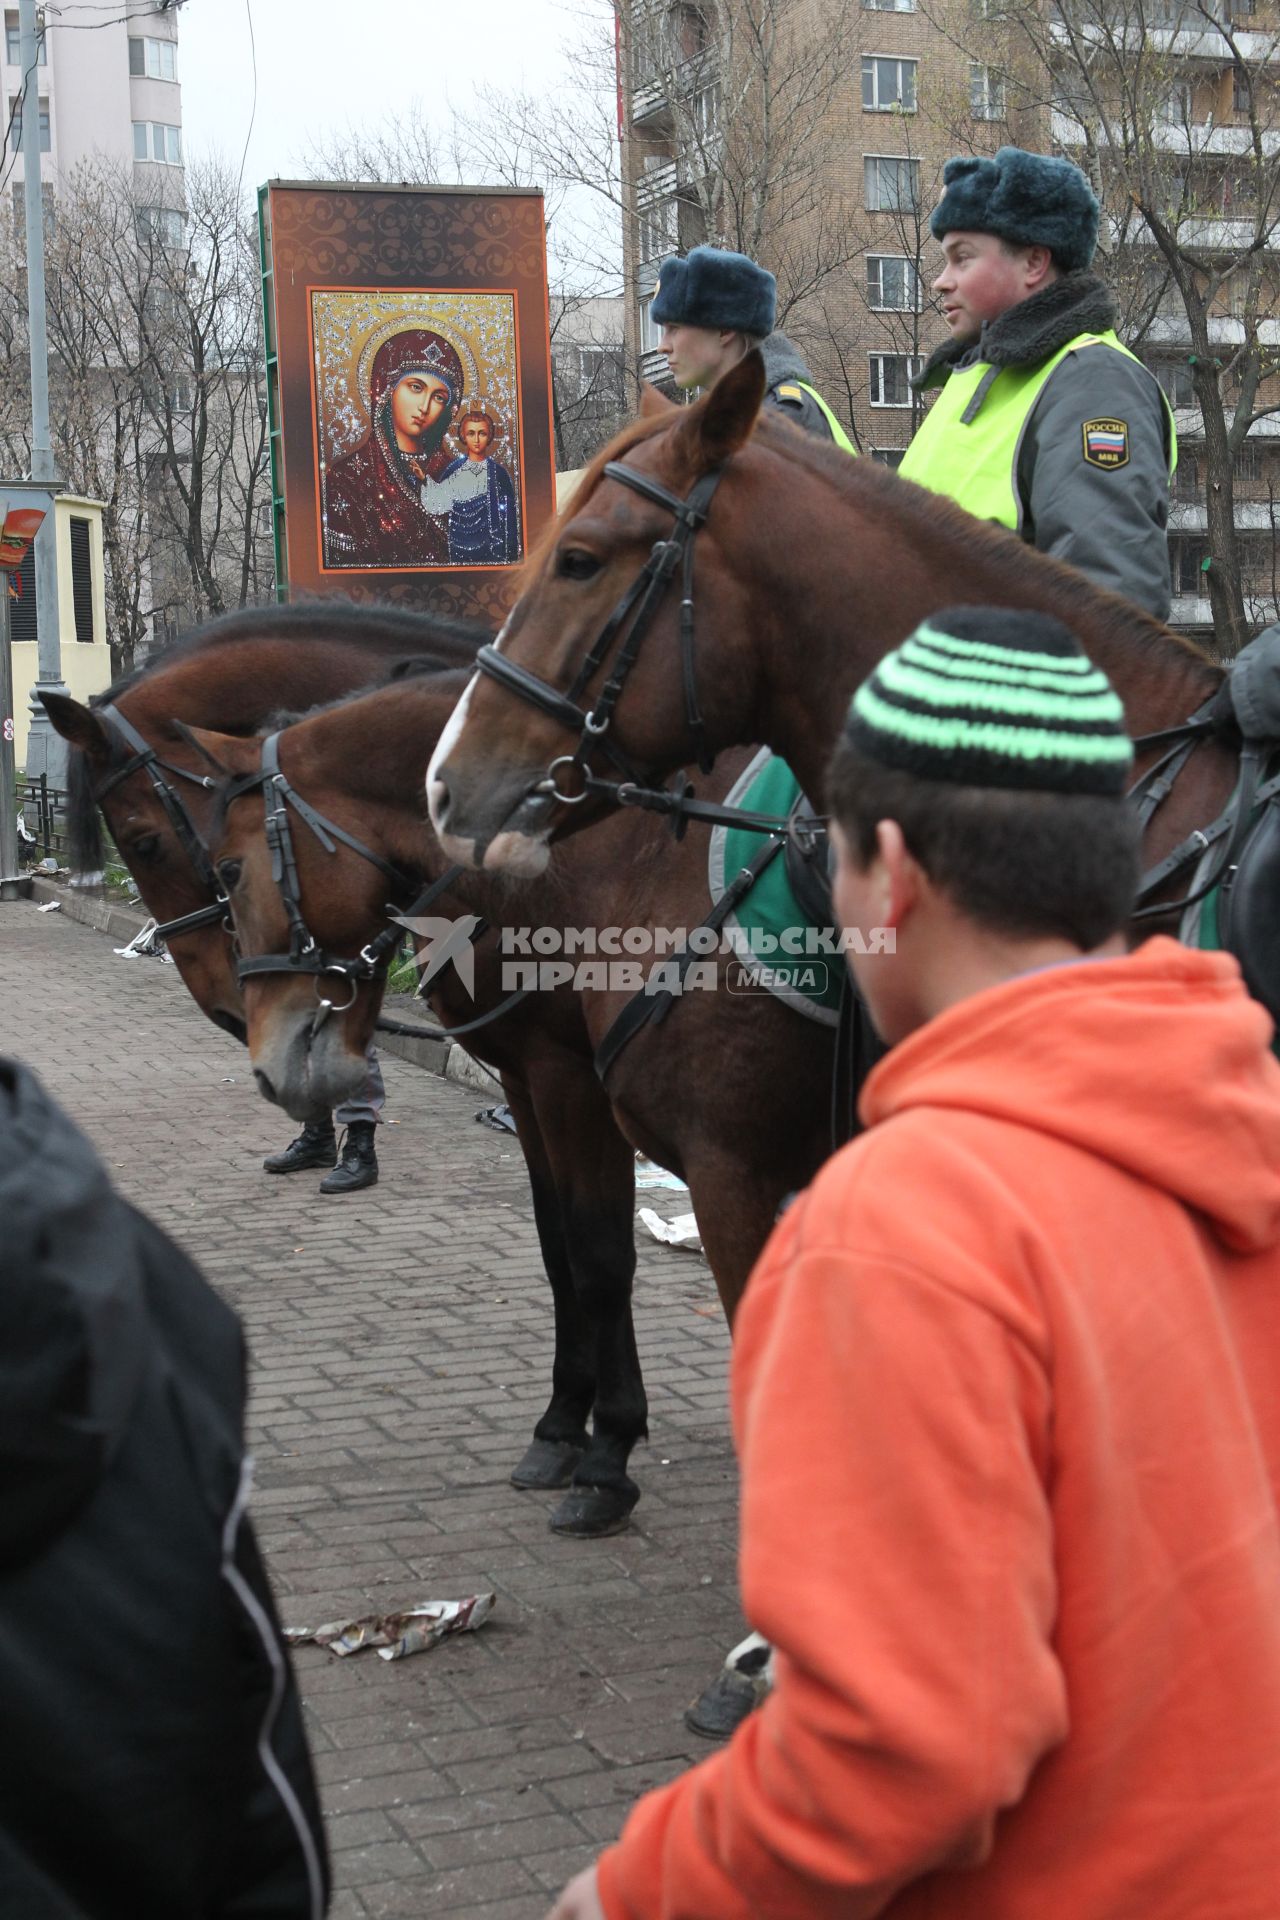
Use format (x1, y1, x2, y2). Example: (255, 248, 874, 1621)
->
(1082, 418, 1129, 470)
(776, 384, 804, 402)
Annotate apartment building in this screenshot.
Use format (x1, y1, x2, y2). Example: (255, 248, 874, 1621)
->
(4, 0, 184, 213)
(616, 0, 1280, 639)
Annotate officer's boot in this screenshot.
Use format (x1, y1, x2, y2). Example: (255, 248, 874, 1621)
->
(318, 1121, 379, 1195)
(263, 1119, 338, 1175)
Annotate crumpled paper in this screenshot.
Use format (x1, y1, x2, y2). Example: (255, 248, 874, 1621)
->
(638, 1207, 703, 1252)
(285, 1592, 495, 1661)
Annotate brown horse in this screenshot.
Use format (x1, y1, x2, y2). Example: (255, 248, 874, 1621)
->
(425, 354, 1235, 893)
(46, 601, 483, 1040)
(47, 618, 833, 1538)
(187, 665, 833, 1314)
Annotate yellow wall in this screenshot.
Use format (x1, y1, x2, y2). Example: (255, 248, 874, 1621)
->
(9, 494, 111, 768)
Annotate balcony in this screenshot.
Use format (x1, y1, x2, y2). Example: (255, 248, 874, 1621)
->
(633, 74, 671, 124)
(1105, 213, 1275, 250)
(1053, 111, 1280, 158)
(640, 346, 673, 386)
(1169, 407, 1280, 439)
(1169, 593, 1215, 626)
(636, 161, 677, 208)
(1144, 315, 1280, 344)
(1169, 501, 1279, 529)
(1050, 17, 1273, 63)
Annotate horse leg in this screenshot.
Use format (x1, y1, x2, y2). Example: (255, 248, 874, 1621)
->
(526, 1056, 648, 1539)
(500, 1072, 595, 1491)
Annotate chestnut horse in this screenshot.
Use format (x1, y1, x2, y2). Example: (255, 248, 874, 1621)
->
(425, 354, 1235, 894)
(47, 617, 833, 1538)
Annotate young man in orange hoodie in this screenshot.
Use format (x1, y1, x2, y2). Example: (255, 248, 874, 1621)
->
(546, 606, 1280, 1920)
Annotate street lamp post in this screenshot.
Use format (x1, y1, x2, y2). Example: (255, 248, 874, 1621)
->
(17, 0, 67, 788)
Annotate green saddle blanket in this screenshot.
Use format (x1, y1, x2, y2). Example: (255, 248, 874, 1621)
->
(707, 750, 842, 1025)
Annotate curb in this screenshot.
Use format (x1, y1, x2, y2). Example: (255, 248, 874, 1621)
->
(25, 877, 503, 1098)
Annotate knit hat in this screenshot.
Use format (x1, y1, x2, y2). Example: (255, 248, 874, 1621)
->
(649, 247, 776, 337)
(844, 607, 1133, 795)
(931, 147, 1100, 274)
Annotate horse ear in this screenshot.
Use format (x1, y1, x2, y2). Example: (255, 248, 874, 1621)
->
(173, 721, 259, 780)
(671, 349, 766, 474)
(40, 691, 111, 763)
(639, 383, 677, 419)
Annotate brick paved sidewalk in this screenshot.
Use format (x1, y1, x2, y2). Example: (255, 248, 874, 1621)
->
(0, 900, 744, 1919)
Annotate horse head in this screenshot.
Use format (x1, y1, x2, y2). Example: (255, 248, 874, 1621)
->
(186, 722, 398, 1126)
(42, 689, 247, 1044)
(427, 352, 769, 875)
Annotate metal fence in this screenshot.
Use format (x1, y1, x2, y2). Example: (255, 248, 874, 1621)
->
(18, 774, 70, 861)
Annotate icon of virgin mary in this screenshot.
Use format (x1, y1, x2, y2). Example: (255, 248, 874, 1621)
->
(323, 328, 466, 569)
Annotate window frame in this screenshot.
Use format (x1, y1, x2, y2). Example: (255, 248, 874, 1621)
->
(868, 352, 922, 407)
(864, 153, 921, 212)
(866, 253, 922, 312)
(862, 54, 918, 113)
(969, 61, 1007, 121)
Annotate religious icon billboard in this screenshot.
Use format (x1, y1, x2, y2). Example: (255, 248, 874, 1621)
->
(258, 183, 556, 624)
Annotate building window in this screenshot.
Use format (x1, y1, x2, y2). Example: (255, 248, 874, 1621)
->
(865, 155, 920, 211)
(862, 0, 916, 11)
(9, 94, 49, 151)
(136, 204, 187, 249)
(1233, 65, 1251, 113)
(4, 13, 45, 64)
(867, 254, 921, 311)
(690, 82, 720, 139)
(640, 293, 663, 357)
(69, 518, 95, 645)
(134, 121, 182, 165)
(1155, 80, 1194, 126)
(128, 36, 178, 80)
(970, 63, 1006, 120)
(1234, 443, 1263, 484)
(1156, 360, 1196, 407)
(637, 195, 678, 264)
(862, 56, 917, 112)
(872, 448, 906, 468)
(1171, 536, 1209, 597)
(1174, 452, 1200, 500)
(869, 353, 921, 406)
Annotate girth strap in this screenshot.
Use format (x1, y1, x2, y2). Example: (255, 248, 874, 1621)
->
(593, 834, 786, 1085)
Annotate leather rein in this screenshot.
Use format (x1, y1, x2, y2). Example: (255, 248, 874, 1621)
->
(94, 705, 233, 941)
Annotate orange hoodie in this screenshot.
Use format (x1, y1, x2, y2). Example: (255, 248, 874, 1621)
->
(598, 939, 1280, 1920)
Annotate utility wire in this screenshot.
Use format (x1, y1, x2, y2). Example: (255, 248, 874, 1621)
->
(234, 0, 258, 208)
(0, 30, 48, 208)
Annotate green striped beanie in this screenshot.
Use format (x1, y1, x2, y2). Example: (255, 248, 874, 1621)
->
(845, 607, 1133, 796)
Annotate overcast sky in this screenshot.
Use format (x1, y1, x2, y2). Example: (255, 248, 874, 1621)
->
(179, 0, 596, 190)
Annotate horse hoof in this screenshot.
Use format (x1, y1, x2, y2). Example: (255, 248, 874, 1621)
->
(510, 1439, 585, 1490)
(683, 1669, 765, 1741)
(548, 1483, 639, 1538)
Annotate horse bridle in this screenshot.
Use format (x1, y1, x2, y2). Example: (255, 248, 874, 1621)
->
(94, 704, 233, 941)
(474, 459, 725, 801)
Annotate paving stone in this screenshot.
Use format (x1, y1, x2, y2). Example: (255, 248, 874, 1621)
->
(0, 899, 743, 1914)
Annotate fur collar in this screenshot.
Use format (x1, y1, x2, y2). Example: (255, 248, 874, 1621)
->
(915, 274, 1118, 389)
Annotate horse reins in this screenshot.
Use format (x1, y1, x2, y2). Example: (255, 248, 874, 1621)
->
(223, 733, 532, 1042)
(94, 704, 232, 940)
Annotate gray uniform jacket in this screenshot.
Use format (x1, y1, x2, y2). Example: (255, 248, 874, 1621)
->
(915, 275, 1174, 620)
(759, 332, 837, 442)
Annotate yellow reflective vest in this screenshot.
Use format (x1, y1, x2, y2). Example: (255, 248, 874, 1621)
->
(898, 329, 1175, 531)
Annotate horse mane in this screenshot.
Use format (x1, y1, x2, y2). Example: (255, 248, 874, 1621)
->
(747, 410, 1223, 686)
(63, 600, 490, 874)
(514, 412, 675, 595)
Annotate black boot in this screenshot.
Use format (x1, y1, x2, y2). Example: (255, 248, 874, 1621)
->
(318, 1121, 379, 1195)
(263, 1120, 337, 1174)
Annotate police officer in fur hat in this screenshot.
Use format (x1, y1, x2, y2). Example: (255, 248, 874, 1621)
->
(900, 146, 1176, 619)
(650, 245, 856, 451)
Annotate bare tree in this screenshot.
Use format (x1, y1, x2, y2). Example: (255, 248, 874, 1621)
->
(926, 0, 1280, 651)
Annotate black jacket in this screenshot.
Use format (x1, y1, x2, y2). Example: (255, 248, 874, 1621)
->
(0, 1059, 329, 1919)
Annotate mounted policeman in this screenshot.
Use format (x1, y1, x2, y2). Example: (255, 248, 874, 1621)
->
(650, 244, 855, 451)
(901, 145, 1176, 620)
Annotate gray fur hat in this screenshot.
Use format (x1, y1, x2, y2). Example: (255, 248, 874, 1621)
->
(649, 247, 777, 337)
(930, 147, 1100, 274)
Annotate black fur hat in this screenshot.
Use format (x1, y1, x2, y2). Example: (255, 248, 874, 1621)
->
(930, 146, 1100, 274)
(649, 247, 777, 336)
